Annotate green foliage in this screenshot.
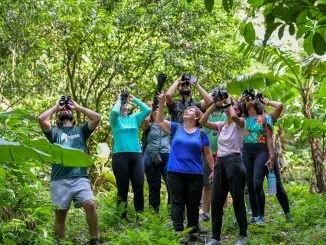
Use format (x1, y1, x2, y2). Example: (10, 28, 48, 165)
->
(245, 0, 326, 55)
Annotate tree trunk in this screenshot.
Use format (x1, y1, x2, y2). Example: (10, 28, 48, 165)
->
(274, 124, 286, 169)
(301, 89, 326, 193)
(308, 137, 326, 193)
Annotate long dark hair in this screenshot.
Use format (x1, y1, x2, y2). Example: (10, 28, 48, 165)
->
(242, 99, 264, 117)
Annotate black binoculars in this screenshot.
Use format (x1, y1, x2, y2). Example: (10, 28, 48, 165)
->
(242, 88, 264, 101)
(212, 89, 229, 103)
(120, 90, 129, 105)
(181, 73, 191, 82)
(59, 96, 72, 109)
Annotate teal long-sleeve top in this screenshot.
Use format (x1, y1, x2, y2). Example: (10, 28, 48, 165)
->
(109, 97, 151, 153)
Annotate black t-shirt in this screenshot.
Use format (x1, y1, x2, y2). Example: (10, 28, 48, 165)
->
(167, 100, 202, 123)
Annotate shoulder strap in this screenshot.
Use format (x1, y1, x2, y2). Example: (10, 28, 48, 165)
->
(200, 128, 205, 153)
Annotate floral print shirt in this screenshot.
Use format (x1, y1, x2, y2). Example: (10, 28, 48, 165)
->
(244, 115, 273, 144)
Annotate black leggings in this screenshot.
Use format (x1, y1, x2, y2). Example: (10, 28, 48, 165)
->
(211, 153, 247, 240)
(112, 152, 144, 217)
(266, 156, 290, 214)
(168, 172, 203, 231)
(242, 143, 268, 217)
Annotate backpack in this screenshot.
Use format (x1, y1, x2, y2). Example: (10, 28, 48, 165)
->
(141, 124, 152, 153)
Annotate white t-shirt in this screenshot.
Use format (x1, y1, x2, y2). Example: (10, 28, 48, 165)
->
(216, 121, 245, 157)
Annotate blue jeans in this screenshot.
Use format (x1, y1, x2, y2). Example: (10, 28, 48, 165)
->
(143, 151, 170, 212)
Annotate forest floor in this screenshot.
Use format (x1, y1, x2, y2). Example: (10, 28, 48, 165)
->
(53, 183, 326, 245)
(1, 182, 325, 244)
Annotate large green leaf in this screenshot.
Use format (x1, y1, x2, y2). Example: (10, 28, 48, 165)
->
(319, 78, 326, 97)
(248, 0, 264, 8)
(205, 0, 214, 13)
(222, 0, 233, 13)
(23, 139, 93, 167)
(244, 22, 256, 45)
(0, 138, 52, 164)
(313, 32, 326, 55)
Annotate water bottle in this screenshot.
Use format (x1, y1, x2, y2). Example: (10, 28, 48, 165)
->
(268, 170, 277, 195)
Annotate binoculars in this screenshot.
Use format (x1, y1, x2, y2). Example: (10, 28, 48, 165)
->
(242, 88, 264, 101)
(59, 96, 73, 109)
(120, 90, 129, 105)
(212, 89, 229, 103)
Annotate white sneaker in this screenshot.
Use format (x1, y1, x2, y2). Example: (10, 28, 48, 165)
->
(207, 239, 221, 245)
(235, 236, 248, 245)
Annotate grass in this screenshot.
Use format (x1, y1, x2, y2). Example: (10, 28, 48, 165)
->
(1, 183, 325, 244)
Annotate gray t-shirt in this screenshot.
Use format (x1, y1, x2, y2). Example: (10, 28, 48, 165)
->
(216, 121, 245, 157)
(146, 123, 170, 154)
(43, 123, 93, 181)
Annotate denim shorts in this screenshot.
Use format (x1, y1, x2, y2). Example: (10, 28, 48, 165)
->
(50, 177, 94, 209)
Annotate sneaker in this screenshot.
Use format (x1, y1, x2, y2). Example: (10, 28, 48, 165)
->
(285, 213, 293, 222)
(248, 217, 258, 224)
(197, 226, 209, 234)
(235, 236, 248, 245)
(189, 226, 209, 234)
(199, 212, 210, 222)
(207, 239, 221, 245)
(255, 216, 265, 225)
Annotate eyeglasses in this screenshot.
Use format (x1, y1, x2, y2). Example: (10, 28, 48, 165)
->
(180, 81, 190, 87)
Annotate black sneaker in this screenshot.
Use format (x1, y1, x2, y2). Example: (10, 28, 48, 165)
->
(190, 226, 209, 234)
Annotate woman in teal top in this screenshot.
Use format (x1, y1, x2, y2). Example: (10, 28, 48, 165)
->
(109, 94, 151, 219)
(241, 88, 282, 225)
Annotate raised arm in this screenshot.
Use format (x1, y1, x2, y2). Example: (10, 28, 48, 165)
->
(141, 102, 153, 130)
(156, 92, 172, 134)
(71, 101, 101, 131)
(192, 82, 213, 110)
(227, 98, 245, 128)
(265, 128, 275, 170)
(132, 96, 151, 125)
(38, 102, 62, 132)
(165, 75, 182, 106)
(261, 97, 283, 123)
(109, 99, 121, 127)
(199, 104, 217, 130)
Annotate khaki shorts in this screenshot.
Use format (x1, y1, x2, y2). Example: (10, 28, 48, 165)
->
(50, 177, 94, 209)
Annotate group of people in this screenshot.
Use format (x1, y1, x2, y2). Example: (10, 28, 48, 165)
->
(38, 74, 292, 245)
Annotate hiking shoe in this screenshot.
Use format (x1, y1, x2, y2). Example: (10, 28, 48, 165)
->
(235, 236, 248, 245)
(89, 238, 100, 245)
(207, 239, 221, 245)
(189, 226, 209, 234)
(255, 216, 265, 225)
(197, 226, 209, 234)
(248, 217, 258, 224)
(199, 212, 210, 222)
(285, 213, 293, 222)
